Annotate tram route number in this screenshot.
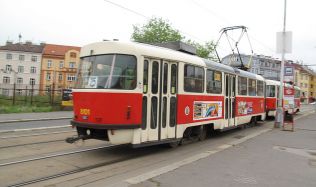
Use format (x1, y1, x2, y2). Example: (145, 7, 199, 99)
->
(80, 109, 90, 115)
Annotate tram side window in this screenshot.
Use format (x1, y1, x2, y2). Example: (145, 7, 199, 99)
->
(295, 89, 300, 98)
(143, 60, 148, 93)
(152, 61, 159, 94)
(248, 79, 256, 96)
(257, 81, 264, 96)
(266, 85, 276, 97)
(206, 69, 222, 94)
(238, 77, 247, 95)
(171, 64, 177, 94)
(184, 64, 204, 93)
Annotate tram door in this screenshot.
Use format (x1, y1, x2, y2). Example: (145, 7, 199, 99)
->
(224, 74, 236, 127)
(141, 59, 177, 143)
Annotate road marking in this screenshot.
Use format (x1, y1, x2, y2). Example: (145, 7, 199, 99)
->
(0, 125, 71, 133)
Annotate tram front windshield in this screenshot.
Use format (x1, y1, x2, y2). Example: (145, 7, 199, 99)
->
(77, 54, 137, 90)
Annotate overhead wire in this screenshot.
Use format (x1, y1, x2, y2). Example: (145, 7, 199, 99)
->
(104, 0, 206, 43)
(188, 0, 276, 55)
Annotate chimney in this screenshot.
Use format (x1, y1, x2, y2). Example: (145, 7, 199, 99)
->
(6, 40, 13, 45)
(25, 40, 32, 45)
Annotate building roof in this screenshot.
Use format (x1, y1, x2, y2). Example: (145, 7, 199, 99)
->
(43, 44, 81, 58)
(0, 42, 44, 53)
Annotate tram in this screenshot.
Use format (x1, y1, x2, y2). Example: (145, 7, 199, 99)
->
(69, 41, 267, 147)
(265, 79, 301, 118)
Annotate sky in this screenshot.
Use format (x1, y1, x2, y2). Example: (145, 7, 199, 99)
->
(0, 0, 316, 68)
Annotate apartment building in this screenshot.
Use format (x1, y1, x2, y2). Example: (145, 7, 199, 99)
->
(222, 54, 281, 80)
(0, 41, 44, 96)
(40, 44, 80, 95)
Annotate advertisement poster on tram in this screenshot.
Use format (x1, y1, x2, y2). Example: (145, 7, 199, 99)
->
(238, 101, 253, 115)
(193, 101, 222, 120)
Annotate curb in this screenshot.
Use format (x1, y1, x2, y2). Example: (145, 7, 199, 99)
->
(0, 117, 72, 124)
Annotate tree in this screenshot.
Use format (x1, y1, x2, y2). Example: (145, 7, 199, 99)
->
(187, 40, 218, 61)
(131, 17, 217, 60)
(132, 17, 183, 44)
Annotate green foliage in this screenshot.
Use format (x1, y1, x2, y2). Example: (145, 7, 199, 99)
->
(132, 17, 183, 44)
(186, 40, 217, 60)
(131, 17, 217, 60)
(0, 94, 63, 113)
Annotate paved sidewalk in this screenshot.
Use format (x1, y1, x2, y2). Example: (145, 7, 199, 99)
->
(138, 112, 316, 187)
(0, 111, 73, 123)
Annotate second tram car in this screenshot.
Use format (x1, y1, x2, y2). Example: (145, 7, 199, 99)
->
(265, 79, 301, 117)
(69, 41, 276, 147)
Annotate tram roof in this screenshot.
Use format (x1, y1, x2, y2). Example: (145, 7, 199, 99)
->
(81, 41, 264, 81)
(265, 79, 299, 89)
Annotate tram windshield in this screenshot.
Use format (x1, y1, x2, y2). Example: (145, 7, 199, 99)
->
(77, 54, 137, 89)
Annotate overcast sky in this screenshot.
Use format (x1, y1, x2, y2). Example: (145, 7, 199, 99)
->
(1, 0, 315, 67)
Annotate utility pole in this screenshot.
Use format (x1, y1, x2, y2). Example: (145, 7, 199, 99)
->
(275, 0, 287, 128)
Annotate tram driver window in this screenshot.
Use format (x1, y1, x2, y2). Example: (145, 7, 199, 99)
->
(238, 77, 247, 95)
(184, 65, 204, 93)
(248, 79, 257, 96)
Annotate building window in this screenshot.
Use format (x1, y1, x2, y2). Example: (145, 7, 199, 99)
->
(69, 62, 75, 68)
(17, 77, 23, 84)
(2, 89, 9, 96)
(17, 89, 23, 95)
(45, 85, 51, 93)
(67, 74, 76, 81)
(6, 53, 12, 60)
(47, 60, 52, 68)
(305, 83, 308, 88)
(70, 52, 77, 58)
(5, 65, 12, 72)
(59, 61, 64, 69)
(30, 67, 36, 74)
(58, 73, 63, 81)
(18, 66, 24, 73)
(238, 77, 247, 95)
(184, 64, 204, 93)
(46, 72, 51, 80)
(29, 78, 35, 85)
(31, 56, 37, 62)
(19, 55, 25, 61)
(3, 76, 10, 84)
(206, 69, 222, 94)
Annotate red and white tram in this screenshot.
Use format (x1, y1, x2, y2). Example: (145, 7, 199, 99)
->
(70, 41, 266, 147)
(265, 79, 301, 118)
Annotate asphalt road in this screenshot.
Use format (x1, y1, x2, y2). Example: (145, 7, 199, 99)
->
(137, 110, 316, 187)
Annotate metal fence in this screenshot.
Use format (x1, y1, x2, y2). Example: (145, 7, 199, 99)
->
(0, 84, 65, 106)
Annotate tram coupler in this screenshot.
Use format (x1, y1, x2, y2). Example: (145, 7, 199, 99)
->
(65, 135, 91, 144)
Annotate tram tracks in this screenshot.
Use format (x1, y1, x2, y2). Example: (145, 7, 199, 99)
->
(0, 144, 116, 167)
